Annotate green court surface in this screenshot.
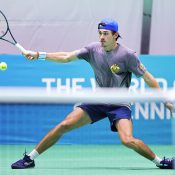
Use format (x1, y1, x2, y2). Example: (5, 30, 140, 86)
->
(1, 145, 174, 175)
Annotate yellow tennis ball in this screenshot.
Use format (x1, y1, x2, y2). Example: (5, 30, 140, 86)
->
(0, 62, 8, 71)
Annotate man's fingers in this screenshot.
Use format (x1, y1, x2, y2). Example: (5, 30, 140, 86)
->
(23, 51, 38, 60)
(27, 55, 35, 60)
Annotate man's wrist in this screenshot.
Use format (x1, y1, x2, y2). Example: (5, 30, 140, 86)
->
(38, 52, 47, 60)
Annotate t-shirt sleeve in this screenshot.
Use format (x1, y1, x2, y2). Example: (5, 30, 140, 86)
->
(75, 47, 91, 62)
(74, 43, 97, 62)
(127, 53, 146, 77)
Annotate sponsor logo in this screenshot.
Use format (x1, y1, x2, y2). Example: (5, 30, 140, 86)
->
(139, 63, 145, 71)
(24, 161, 33, 166)
(110, 64, 120, 74)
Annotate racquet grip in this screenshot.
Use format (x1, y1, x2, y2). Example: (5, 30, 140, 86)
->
(15, 43, 28, 54)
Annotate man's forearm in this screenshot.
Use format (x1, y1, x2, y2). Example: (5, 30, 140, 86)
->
(45, 52, 75, 63)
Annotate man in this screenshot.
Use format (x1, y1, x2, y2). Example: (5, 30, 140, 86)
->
(11, 18, 174, 169)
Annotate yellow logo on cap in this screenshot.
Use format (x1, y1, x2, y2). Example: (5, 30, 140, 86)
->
(110, 64, 120, 74)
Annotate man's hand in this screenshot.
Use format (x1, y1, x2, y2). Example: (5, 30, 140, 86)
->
(23, 50, 39, 60)
(164, 102, 175, 113)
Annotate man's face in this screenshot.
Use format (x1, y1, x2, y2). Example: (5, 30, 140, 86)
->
(98, 29, 117, 48)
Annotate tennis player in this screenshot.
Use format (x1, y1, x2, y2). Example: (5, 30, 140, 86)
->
(11, 18, 175, 169)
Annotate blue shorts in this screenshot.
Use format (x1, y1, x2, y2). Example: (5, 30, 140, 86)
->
(77, 104, 131, 132)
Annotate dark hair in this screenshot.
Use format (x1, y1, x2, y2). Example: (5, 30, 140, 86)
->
(111, 31, 119, 40)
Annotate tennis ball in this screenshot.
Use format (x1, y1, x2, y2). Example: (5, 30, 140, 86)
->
(0, 62, 8, 71)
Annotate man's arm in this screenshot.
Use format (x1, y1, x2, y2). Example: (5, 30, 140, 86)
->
(45, 51, 78, 63)
(142, 71, 174, 112)
(142, 71, 160, 89)
(24, 50, 79, 63)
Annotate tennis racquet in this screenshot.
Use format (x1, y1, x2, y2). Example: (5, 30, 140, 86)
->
(0, 10, 31, 54)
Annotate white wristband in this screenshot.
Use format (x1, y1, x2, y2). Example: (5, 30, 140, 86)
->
(38, 52, 47, 60)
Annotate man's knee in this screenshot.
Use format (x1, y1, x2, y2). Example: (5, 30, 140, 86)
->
(58, 119, 73, 133)
(121, 136, 136, 148)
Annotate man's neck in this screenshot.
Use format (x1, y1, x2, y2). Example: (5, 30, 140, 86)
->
(104, 42, 118, 52)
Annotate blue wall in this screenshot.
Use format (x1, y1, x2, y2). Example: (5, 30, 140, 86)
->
(0, 54, 175, 145)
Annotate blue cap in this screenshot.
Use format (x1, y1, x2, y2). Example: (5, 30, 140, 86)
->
(98, 18, 119, 32)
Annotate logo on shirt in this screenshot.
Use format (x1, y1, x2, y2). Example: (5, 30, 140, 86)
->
(110, 64, 120, 74)
(139, 63, 145, 71)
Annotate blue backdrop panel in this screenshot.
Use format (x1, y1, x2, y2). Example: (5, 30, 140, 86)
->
(0, 54, 175, 145)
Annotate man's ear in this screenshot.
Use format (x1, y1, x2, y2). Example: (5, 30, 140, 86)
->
(114, 32, 119, 40)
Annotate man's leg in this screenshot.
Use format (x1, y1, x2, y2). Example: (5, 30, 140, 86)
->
(116, 119, 156, 160)
(116, 118, 175, 169)
(35, 107, 92, 154)
(11, 107, 92, 169)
